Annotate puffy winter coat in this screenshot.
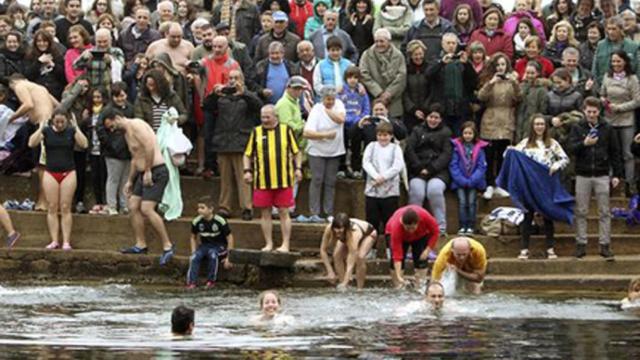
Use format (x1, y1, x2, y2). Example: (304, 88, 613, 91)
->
(449, 138, 488, 191)
(405, 121, 452, 184)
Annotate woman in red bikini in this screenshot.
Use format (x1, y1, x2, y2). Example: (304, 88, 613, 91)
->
(28, 109, 88, 250)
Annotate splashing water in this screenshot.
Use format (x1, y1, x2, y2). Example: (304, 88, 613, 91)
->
(440, 269, 458, 296)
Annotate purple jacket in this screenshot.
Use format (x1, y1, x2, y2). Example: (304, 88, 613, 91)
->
(449, 138, 488, 190)
(439, 0, 483, 26)
(504, 11, 547, 45)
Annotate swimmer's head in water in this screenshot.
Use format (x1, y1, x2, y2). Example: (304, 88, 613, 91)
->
(401, 209, 419, 233)
(452, 237, 472, 264)
(171, 305, 194, 336)
(629, 278, 640, 294)
(426, 281, 445, 310)
(259, 290, 282, 317)
(331, 213, 350, 241)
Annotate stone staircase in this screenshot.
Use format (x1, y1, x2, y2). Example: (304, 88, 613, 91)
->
(1, 175, 638, 291)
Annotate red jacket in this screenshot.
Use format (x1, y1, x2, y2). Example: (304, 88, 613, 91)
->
(289, 0, 314, 39)
(514, 55, 555, 80)
(469, 28, 514, 60)
(202, 53, 241, 97)
(385, 205, 439, 262)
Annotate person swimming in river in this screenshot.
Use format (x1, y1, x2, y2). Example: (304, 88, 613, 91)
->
(426, 281, 445, 311)
(621, 278, 640, 309)
(319, 213, 377, 290)
(171, 305, 194, 336)
(250, 290, 294, 325)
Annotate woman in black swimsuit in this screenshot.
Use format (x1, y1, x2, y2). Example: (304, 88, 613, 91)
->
(320, 212, 377, 290)
(28, 109, 88, 250)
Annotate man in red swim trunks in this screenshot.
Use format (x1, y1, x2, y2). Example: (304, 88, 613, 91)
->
(385, 205, 440, 289)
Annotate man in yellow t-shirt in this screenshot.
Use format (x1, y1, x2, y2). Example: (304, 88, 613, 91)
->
(431, 237, 487, 294)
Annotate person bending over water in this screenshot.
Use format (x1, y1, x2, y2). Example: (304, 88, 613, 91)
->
(28, 109, 88, 250)
(319, 213, 377, 290)
(426, 281, 445, 311)
(0, 205, 21, 248)
(431, 237, 487, 295)
(171, 305, 194, 336)
(102, 108, 175, 265)
(621, 278, 640, 309)
(251, 290, 294, 325)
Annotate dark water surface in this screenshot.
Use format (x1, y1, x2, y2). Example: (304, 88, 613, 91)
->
(0, 284, 638, 359)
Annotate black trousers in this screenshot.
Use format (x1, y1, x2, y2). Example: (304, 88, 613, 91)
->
(366, 196, 399, 234)
(485, 139, 510, 186)
(89, 154, 107, 205)
(74, 151, 87, 204)
(520, 209, 555, 250)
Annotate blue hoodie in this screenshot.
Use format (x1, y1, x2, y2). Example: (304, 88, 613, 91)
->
(338, 85, 370, 128)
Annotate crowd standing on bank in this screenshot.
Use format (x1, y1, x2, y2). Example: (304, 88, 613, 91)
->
(2, 0, 640, 291)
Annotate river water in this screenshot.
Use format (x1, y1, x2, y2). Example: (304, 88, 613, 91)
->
(0, 284, 638, 359)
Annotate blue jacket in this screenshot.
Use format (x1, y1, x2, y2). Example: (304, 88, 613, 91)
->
(449, 138, 488, 191)
(339, 85, 370, 128)
(497, 150, 574, 224)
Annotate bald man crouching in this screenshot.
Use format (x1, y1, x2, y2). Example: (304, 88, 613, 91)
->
(431, 237, 487, 295)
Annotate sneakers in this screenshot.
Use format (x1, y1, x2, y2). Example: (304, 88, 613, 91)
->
(336, 171, 347, 179)
(185, 283, 197, 290)
(75, 202, 87, 214)
(465, 228, 475, 235)
(217, 209, 231, 219)
(599, 244, 615, 261)
(295, 214, 310, 222)
(159, 245, 176, 266)
(308, 215, 326, 223)
(62, 243, 72, 251)
(517, 249, 529, 260)
(241, 209, 253, 221)
(575, 244, 586, 259)
(483, 186, 495, 200)
(493, 187, 510, 198)
(205, 281, 216, 289)
(120, 245, 149, 254)
(106, 206, 119, 216)
(6, 232, 20, 248)
(457, 228, 466, 235)
(546, 248, 558, 259)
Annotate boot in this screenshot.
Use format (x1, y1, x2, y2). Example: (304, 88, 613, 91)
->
(575, 244, 586, 259)
(599, 244, 615, 261)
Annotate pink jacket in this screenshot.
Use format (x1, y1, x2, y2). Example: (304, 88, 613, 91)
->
(64, 45, 93, 84)
(504, 11, 547, 45)
(469, 28, 514, 60)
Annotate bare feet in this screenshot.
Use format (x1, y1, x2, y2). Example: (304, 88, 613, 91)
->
(261, 245, 273, 252)
(35, 203, 48, 212)
(274, 246, 289, 253)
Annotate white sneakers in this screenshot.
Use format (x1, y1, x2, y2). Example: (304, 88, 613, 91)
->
(517, 249, 529, 260)
(518, 248, 558, 260)
(483, 186, 509, 200)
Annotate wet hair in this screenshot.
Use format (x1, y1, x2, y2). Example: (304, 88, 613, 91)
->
(326, 35, 343, 51)
(258, 290, 282, 309)
(459, 121, 478, 142)
(331, 212, 352, 243)
(427, 281, 445, 295)
(526, 114, 551, 148)
(171, 305, 194, 335)
(344, 65, 361, 81)
(583, 96, 601, 110)
(608, 49, 634, 76)
(197, 195, 215, 209)
(376, 121, 393, 135)
(629, 278, 640, 293)
(402, 208, 419, 225)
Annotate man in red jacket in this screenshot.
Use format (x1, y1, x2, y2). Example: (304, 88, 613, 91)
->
(385, 205, 439, 289)
(289, 0, 314, 39)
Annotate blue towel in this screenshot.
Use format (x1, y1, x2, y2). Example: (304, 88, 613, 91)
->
(497, 150, 574, 224)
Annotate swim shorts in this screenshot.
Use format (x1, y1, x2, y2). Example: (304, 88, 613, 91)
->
(132, 164, 169, 202)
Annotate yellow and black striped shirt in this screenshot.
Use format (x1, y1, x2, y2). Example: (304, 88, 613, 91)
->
(244, 124, 299, 190)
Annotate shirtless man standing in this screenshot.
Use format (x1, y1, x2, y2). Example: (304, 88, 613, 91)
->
(101, 108, 175, 265)
(8, 74, 60, 211)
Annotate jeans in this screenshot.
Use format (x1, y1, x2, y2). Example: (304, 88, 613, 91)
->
(456, 188, 477, 230)
(308, 155, 340, 216)
(187, 243, 227, 284)
(408, 177, 447, 233)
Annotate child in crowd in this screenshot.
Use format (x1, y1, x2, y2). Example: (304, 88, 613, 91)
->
(449, 122, 488, 235)
(186, 196, 234, 289)
(621, 278, 640, 309)
(517, 61, 548, 142)
(452, 4, 475, 46)
(338, 65, 370, 179)
(123, 53, 149, 102)
(313, 35, 353, 95)
(362, 121, 405, 236)
(513, 17, 537, 60)
(86, 87, 108, 214)
(250, 290, 294, 325)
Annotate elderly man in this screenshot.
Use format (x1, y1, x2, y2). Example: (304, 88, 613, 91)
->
(55, 0, 94, 49)
(561, 47, 596, 98)
(309, 9, 358, 63)
(431, 237, 488, 295)
(199, 36, 241, 98)
(256, 42, 299, 104)
(212, 0, 261, 46)
(402, 0, 455, 61)
(73, 28, 125, 90)
(359, 28, 407, 118)
(215, 22, 258, 91)
(297, 40, 318, 87)
(119, 7, 161, 67)
(592, 16, 640, 84)
(244, 104, 303, 252)
(152, 0, 175, 29)
(254, 11, 301, 63)
(146, 22, 194, 74)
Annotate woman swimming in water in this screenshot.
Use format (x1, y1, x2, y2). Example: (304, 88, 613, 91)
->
(319, 213, 377, 290)
(621, 278, 640, 309)
(250, 290, 294, 325)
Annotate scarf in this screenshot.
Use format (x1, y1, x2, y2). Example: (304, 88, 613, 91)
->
(371, 47, 396, 85)
(613, 71, 626, 81)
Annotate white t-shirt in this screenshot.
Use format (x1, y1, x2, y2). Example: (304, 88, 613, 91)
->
(304, 99, 346, 157)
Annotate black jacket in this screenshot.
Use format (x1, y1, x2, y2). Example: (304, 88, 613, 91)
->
(202, 90, 263, 153)
(405, 122, 452, 183)
(24, 53, 66, 100)
(403, 61, 432, 131)
(96, 103, 133, 160)
(254, 59, 299, 101)
(567, 117, 624, 178)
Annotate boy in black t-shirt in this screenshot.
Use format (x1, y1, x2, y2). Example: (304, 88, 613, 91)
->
(187, 197, 235, 289)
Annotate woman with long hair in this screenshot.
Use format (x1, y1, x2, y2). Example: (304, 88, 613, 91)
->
(87, 0, 114, 25)
(28, 110, 88, 250)
(64, 24, 93, 84)
(513, 114, 569, 260)
(373, 0, 413, 50)
(319, 213, 377, 290)
(176, 0, 196, 43)
(0, 31, 26, 77)
(25, 29, 65, 99)
(600, 50, 640, 195)
(133, 69, 187, 132)
(343, 0, 374, 58)
(543, 20, 580, 67)
(544, 0, 574, 37)
(477, 53, 521, 200)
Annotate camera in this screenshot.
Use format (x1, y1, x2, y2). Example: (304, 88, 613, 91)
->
(91, 50, 106, 59)
(451, 53, 461, 60)
(221, 86, 236, 95)
(186, 61, 201, 72)
(497, 73, 507, 80)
